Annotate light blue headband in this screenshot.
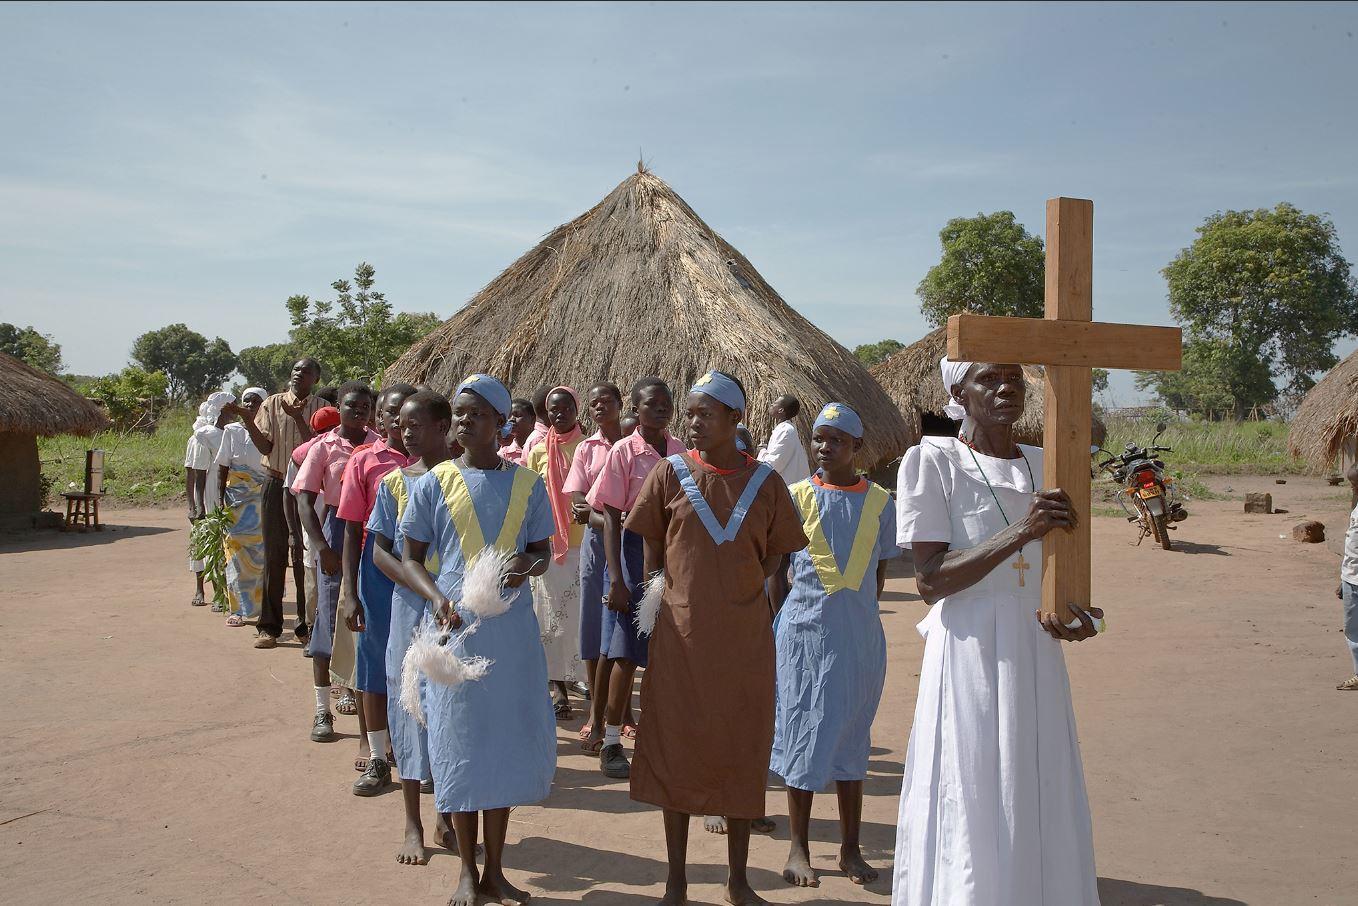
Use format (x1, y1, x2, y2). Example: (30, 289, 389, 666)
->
(690, 371, 746, 412)
(813, 402, 864, 439)
(454, 374, 511, 419)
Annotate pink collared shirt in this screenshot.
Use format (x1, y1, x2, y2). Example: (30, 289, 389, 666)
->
(336, 436, 411, 523)
(293, 427, 380, 508)
(291, 428, 333, 468)
(562, 431, 614, 497)
(586, 429, 684, 514)
(501, 439, 526, 465)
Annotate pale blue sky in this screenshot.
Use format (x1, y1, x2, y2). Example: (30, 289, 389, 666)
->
(2, 2, 1356, 402)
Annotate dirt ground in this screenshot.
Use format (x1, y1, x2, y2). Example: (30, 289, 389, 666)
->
(1, 475, 1353, 905)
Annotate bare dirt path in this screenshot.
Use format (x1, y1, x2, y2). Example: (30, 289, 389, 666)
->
(1, 477, 1352, 905)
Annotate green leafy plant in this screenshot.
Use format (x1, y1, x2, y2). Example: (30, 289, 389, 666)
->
(917, 211, 1045, 328)
(189, 507, 231, 608)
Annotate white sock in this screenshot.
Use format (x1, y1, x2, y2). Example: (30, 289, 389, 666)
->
(368, 729, 391, 764)
(603, 724, 622, 747)
(314, 685, 330, 713)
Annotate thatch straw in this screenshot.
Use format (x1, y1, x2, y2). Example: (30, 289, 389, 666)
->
(869, 327, 1105, 447)
(386, 169, 916, 469)
(1288, 348, 1358, 471)
(0, 352, 110, 437)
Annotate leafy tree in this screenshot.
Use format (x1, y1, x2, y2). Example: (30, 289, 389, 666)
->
(130, 324, 237, 403)
(1162, 203, 1358, 417)
(1134, 339, 1264, 418)
(854, 339, 904, 368)
(236, 342, 301, 393)
(0, 323, 63, 373)
(286, 262, 440, 384)
(1092, 368, 1109, 395)
(917, 211, 1045, 328)
(89, 366, 169, 428)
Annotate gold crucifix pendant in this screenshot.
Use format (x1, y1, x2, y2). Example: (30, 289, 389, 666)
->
(1013, 552, 1030, 587)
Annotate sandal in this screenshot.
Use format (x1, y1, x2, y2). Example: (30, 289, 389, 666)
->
(554, 698, 573, 721)
(211, 602, 226, 613)
(225, 614, 246, 627)
(336, 693, 358, 716)
(191, 593, 206, 607)
(622, 722, 639, 740)
(354, 756, 369, 772)
(579, 725, 604, 753)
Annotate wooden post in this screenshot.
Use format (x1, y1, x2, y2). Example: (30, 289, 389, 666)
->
(1042, 198, 1093, 623)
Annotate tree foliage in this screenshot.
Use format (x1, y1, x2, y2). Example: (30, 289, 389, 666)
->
(89, 366, 169, 428)
(1134, 339, 1263, 417)
(1161, 203, 1358, 416)
(236, 342, 301, 393)
(917, 211, 1045, 328)
(853, 339, 904, 368)
(0, 322, 63, 373)
(130, 323, 237, 402)
(286, 262, 440, 384)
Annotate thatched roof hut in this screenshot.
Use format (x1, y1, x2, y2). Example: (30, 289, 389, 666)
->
(388, 167, 915, 468)
(1288, 348, 1358, 474)
(869, 327, 1106, 447)
(0, 352, 109, 525)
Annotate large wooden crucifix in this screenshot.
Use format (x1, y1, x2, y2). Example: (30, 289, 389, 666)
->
(947, 198, 1182, 625)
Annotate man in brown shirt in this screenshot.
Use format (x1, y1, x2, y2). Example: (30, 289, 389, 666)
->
(229, 357, 324, 647)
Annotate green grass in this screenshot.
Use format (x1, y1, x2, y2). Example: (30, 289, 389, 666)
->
(38, 409, 196, 508)
(1101, 415, 1303, 475)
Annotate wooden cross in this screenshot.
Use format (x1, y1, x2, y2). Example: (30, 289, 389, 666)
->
(1012, 552, 1030, 587)
(947, 198, 1182, 624)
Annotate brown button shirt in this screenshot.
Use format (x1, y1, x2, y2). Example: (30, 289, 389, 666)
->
(257, 390, 326, 475)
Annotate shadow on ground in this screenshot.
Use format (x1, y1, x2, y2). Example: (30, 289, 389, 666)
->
(1099, 877, 1247, 905)
(0, 523, 174, 553)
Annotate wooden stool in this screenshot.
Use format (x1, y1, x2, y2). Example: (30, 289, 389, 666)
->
(61, 449, 105, 532)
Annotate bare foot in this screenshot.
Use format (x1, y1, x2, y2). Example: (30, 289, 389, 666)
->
(751, 816, 775, 834)
(436, 814, 458, 854)
(447, 870, 478, 906)
(396, 825, 428, 866)
(703, 815, 727, 835)
(478, 872, 530, 904)
(839, 847, 878, 885)
(782, 846, 818, 887)
(657, 883, 688, 905)
(724, 879, 768, 906)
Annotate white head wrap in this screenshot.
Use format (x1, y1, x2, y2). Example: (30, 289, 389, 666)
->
(193, 391, 236, 431)
(939, 357, 975, 421)
(242, 387, 267, 404)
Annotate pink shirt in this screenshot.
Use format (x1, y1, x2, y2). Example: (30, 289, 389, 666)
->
(524, 421, 549, 455)
(293, 428, 380, 508)
(501, 440, 526, 465)
(336, 436, 411, 523)
(291, 428, 333, 468)
(586, 429, 684, 514)
(562, 431, 614, 498)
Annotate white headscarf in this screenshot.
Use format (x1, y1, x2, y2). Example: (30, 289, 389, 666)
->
(193, 391, 236, 433)
(242, 387, 267, 404)
(939, 357, 975, 421)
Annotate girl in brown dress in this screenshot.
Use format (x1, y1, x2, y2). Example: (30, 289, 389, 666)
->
(625, 370, 808, 906)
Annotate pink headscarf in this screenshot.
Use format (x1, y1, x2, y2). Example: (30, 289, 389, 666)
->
(543, 386, 583, 564)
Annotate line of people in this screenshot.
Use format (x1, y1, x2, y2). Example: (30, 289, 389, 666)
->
(181, 355, 1102, 906)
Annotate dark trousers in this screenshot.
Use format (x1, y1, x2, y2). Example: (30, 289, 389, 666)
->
(260, 475, 289, 638)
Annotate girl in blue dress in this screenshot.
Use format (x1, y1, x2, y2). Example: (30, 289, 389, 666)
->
(771, 402, 898, 889)
(399, 375, 556, 906)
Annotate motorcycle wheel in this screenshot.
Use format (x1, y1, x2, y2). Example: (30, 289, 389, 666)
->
(1151, 512, 1173, 551)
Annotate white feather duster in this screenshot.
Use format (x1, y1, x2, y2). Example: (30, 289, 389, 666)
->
(634, 571, 666, 637)
(461, 548, 516, 620)
(399, 618, 494, 725)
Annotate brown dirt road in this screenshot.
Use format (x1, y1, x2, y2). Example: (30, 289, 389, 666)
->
(1, 476, 1353, 905)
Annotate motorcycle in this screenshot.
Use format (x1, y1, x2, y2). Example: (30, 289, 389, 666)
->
(1094, 422, 1188, 551)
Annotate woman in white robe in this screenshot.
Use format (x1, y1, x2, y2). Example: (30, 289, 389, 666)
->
(892, 359, 1103, 906)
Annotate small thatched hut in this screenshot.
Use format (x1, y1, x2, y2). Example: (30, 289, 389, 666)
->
(1288, 347, 1358, 475)
(0, 352, 109, 528)
(388, 167, 915, 468)
(869, 327, 1106, 447)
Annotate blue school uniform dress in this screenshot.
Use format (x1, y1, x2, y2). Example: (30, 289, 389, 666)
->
(368, 467, 434, 783)
(599, 530, 649, 666)
(771, 475, 898, 791)
(400, 459, 558, 813)
(578, 526, 606, 662)
(354, 525, 394, 693)
(310, 507, 346, 659)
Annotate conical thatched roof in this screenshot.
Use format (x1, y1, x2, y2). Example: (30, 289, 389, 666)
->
(0, 352, 109, 437)
(1288, 347, 1358, 471)
(388, 168, 915, 467)
(869, 327, 1105, 447)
